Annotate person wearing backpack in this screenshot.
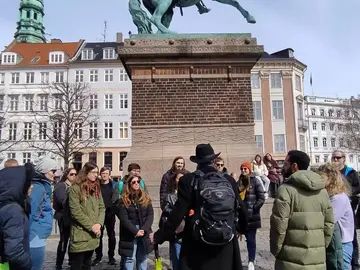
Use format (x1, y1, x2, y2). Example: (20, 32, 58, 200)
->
(151, 143, 248, 270)
(53, 168, 77, 270)
(30, 156, 58, 270)
(0, 163, 34, 270)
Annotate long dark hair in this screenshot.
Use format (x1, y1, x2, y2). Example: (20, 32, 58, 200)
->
(170, 156, 185, 172)
(254, 154, 262, 165)
(167, 172, 184, 194)
(60, 168, 75, 182)
(75, 162, 99, 200)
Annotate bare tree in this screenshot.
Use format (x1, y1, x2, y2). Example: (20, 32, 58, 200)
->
(28, 82, 99, 168)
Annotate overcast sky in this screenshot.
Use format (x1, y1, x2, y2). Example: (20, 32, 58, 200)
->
(1, 0, 359, 98)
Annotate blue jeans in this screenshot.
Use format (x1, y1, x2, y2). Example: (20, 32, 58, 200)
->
(123, 226, 148, 270)
(245, 229, 257, 262)
(170, 242, 181, 270)
(343, 242, 353, 270)
(30, 246, 45, 270)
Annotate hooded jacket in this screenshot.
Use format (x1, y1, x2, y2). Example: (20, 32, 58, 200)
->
(270, 170, 334, 270)
(0, 165, 33, 269)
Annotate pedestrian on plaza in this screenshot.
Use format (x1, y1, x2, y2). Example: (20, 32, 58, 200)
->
(151, 143, 248, 270)
(251, 154, 270, 199)
(92, 167, 117, 266)
(332, 150, 360, 269)
(214, 156, 230, 175)
(116, 175, 154, 270)
(4, 158, 19, 168)
(270, 150, 334, 269)
(263, 153, 283, 197)
(29, 156, 57, 270)
(0, 164, 34, 269)
(53, 167, 77, 269)
(238, 161, 265, 270)
(68, 162, 105, 270)
(317, 163, 354, 270)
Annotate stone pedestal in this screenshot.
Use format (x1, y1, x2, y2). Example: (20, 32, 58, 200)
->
(118, 33, 264, 204)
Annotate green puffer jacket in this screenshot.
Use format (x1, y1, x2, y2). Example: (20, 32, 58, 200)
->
(270, 170, 334, 270)
(69, 184, 105, 253)
(326, 222, 344, 270)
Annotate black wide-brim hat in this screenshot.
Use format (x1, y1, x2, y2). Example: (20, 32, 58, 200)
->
(190, 143, 221, 164)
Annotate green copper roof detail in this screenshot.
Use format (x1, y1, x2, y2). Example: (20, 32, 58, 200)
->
(14, 0, 46, 43)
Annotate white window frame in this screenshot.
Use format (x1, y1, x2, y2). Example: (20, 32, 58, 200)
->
(22, 152, 31, 164)
(0, 73, 4, 84)
(315, 155, 320, 163)
(9, 95, 19, 111)
(295, 75, 301, 91)
(89, 70, 98, 83)
(75, 70, 84, 83)
(55, 72, 64, 83)
(1, 53, 17, 65)
(39, 122, 47, 140)
(321, 122, 326, 131)
(38, 95, 48, 111)
(255, 135, 263, 149)
(8, 123, 17, 141)
(119, 69, 129, 82)
(312, 122, 317, 130)
(7, 153, 16, 160)
(119, 122, 129, 139)
(104, 122, 113, 139)
(23, 122, 32, 140)
(74, 123, 82, 139)
(11, 73, 20, 84)
(331, 137, 336, 148)
(253, 101, 262, 121)
(119, 94, 128, 109)
(40, 72, 49, 84)
(103, 48, 116, 60)
(90, 94, 98, 109)
(0, 95, 4, 111)
(274, 134, 286, 153)
(24, 95, 34, 111)
(81, 49, 94, 60)
(322, 137, 327, 147)
(272, 100, 284, 120)
(313, 137, 318, 147)
(49, 52, 64, 64)
(104, 94, 113, 109)
(89, 122, 98, 139)
(251, 73, 260, 89)
(104, 69, 114, 82)
(26, 72, 35, 84)
(270, 73, 282, 88)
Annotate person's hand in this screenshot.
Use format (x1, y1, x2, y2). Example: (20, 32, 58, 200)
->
(92, 224, 101, 235)
(136, 230, 144, 237)
(149, 232, 154, 244)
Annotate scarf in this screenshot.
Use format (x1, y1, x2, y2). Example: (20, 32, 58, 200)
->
(240, 189, 247, 200)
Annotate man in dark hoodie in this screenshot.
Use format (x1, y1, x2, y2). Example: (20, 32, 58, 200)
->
(0, 163, 34, 269)
(151, 144, 248, 270)
(332, 150, 360, 269)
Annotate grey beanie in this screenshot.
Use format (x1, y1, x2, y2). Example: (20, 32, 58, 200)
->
(34, 156, 58, 174)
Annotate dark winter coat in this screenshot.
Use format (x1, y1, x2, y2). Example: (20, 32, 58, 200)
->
(340, 166, 360, 210)
(0, 165, 33, 270)
(238, 176, 265, 230)
(326, 222, 344, 270)
(116, 199, 154, 257)
(154, 165, 248, 270)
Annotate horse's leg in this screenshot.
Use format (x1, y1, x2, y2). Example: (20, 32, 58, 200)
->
(150, 0, 174, 33)
(161, 8, 174, 28)
(211, 0, 256, 23)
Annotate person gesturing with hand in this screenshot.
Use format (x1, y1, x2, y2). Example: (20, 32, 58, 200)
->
(116, 175, 154, 270)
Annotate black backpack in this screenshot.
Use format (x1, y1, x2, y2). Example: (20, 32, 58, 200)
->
(191, 170, 236, 246)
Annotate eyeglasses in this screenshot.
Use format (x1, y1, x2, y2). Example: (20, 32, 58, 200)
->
(216, 163, 224, 167)
(240, 167, 249, 171)
(51, 169, 57, 174)
(69, 173, 77, 176)
(131, 180, 140, 185)
(332, 156, 343, 161)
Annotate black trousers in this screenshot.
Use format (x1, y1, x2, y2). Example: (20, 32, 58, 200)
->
(95, 212, 116, 259)
(70, 250, 94, 270)
(56, 219, 71, 267)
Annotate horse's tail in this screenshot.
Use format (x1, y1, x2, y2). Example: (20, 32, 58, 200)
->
(129, 0, 152, 34)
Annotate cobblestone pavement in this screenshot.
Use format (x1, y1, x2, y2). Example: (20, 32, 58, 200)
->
(44, 229, 274, 270)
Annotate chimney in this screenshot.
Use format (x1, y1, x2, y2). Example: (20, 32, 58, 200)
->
(51, 38, 62, 43)
(116, 33, 123, 43)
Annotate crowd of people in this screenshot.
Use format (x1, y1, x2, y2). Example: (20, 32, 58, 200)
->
(0, 145, 359, 270)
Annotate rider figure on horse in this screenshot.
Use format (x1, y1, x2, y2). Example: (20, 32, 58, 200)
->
(196, 0, 210, 14)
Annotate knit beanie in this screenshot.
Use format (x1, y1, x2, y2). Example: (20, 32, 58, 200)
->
(34, 156, 58, 174)
(240, 161, 252, 172)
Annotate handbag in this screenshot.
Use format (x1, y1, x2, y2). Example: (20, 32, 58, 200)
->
(0, 263, 9, 270)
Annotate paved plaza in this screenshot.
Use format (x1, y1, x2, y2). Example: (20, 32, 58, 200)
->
(44, 229, 274, 270)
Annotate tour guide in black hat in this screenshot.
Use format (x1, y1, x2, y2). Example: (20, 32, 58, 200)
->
(150, 143, 248, 270)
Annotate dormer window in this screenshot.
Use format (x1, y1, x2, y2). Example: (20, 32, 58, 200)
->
(49, 52, 64, 64)
(82, 49, 94, 60)
(2, 53, 17, 65)
(103, 48, 116, 60)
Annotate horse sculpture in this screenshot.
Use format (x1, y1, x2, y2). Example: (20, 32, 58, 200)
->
(129, 0, 256, 34)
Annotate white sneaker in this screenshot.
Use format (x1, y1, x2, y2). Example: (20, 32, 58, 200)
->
(265, 192, 269, 199)
(248, 261, 255, 270)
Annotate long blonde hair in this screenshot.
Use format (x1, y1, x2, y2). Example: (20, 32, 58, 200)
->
(317, 163, 350, 196)
(121, 175, 151, 208)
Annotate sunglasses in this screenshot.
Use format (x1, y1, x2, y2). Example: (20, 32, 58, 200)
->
(216, 163, 224, 167)
(69, 173, 77, 176)
(131, 180, 140, 185)
(240, 167, 249, 171)
(51, 169, 57, 174)
(332, 156, 343, 161)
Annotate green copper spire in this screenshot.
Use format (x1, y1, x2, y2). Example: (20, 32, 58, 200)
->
(14, 0, 46, 43)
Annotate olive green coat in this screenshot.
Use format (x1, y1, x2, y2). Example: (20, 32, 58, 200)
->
(68, 184, 105, 253)
(270, 170, 334, 270)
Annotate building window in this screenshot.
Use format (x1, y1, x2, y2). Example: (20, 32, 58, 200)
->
(251, 73, 260, 89)
(119, 94, 128, 109)
(336, 110, 341, 117)
(331, 137, 336, 147)
(104, 122, 113, 139)
(252, 101, 262, 120)
(297, 103, 303, 120)
(313, 137, 318, 147)
(38, 95, 48, 111)
(349, 155, 354, 163)
(22, 152, 31, 164)
(49, 52, 64, 64)
(89, 122, 98, 139)
(55, 72, 64, 83)
(8, 123, 17, 141)
(53, 94, 62, 110)
(120, 69, 129, 82)
(23, 123, 32, 140)
(81, 49, 94, 60)
(0, 73, 4, 84)
(39, 122, 47, 140)
(330, 123, 334, 131)
(89, 70, 98, 82)
(104, 152, 113, 171)
(255, 135, 263, 149)
(270, 73, 282, 88)
(328, 109, 334, 117)
(272, 100, 284, 120)
(321, 123, 326, 131)
(89, 152, 97, 165)
(105, 69, 114, 82)
(40, 72, 49, 84)
(0, 123, 2, 140)
(90, 94, 98, 109)
(104, 94, 113, 109)
(300, 135, 306, 151)
(11, 73, 20, 84)
(311, 108, 316, 116)
(74, 97, 83, 111)
(338, 124, 342, 131)
(0, 95, 3, 111)
(295, 75, 301, 91)
(274, 134, 285, 153)
(323, 154, 329, 163)
(9, 95, 19, 111)
(119, 151, 128, 171)
(315, 155, 320, 163)
(26, 72, 35, 84)
(339, 138, 344, 147)
(74, 123, 82, 139)
(24, 95, 34, 111)
(322, 137, 327, 147)
(312, 122, 317, 130)
(119, 122, 129, 139)
(75, 70, 84, 83)
(2, 53, 16, 64)
(53, 121, 62, 140)
(103, 48, 116, 60)
(320, 109, 325, 116)
(7, 153, 15, 160)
